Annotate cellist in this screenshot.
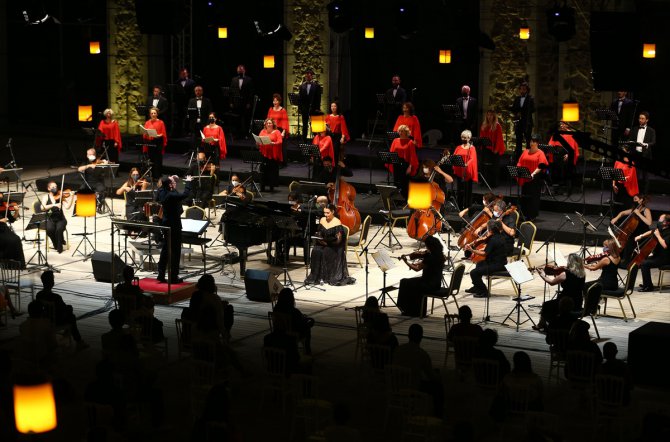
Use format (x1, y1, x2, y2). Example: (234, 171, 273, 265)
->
(636, 213, 670, 292)
(610, 194, 652, 267)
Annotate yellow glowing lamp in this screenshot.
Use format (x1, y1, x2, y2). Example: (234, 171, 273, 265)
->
(89, 41, 101, 54)
(14, 382, 57, 434)
(76, 192, 97, 217)
(310, 114, 327, 134)
(218, 27, 228, 39)
(365, 27, 375, 39)
(439, 50, 451, 64)
(263, 55, 275, 68)
(407, 182, 433, 210)
(78, 105, 93, 122)
(643, 43, 656, 58)
(519, 27, 530, 40)
(562, 100, 580, 122)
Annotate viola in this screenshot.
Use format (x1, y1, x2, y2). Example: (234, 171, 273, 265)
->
(53, 189, 74, 201)
(531, 264, 567, 275)
(585, 252, 609, 264)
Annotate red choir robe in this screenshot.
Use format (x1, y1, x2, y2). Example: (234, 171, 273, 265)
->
(387, 138, 418, 175)
(267, 107, 289, 137)
(614, 160, 639, 197)
(97, 120, 123, 152)
(313, 134, 334, 161)
(325, 114, 350, 142)
(201, 125, 227, 159)
(452, 145, 479, 183)
(142, 119, 167, 153)
(259, 129, 283, 162)
(479, 123, 505, 155)
(393, 115, 423, 148)
(516, 149, 549, 186)
(548, 133, 579, 165)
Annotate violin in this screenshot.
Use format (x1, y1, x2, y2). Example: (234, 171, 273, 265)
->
(0, 201, 20, 220)
(53, 189, 74, 201)
(532, 264, 567, 276)
(585, 252, 609, 264)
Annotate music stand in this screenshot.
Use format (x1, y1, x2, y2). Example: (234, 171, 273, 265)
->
(371, 249, 399, 309)
(377, 150, 403, 185)
(0, 168, 23, 192)
(273, 215, 301, 290)
(442, 104, 462, 121)
(595, 108, 618, 146)
(575, 211, 598, 258)
(443, 154, 466, 168)
(597, 167, 625, 222)
(506, 166, 532, 214)
(299, 144, 321, 180)
(501, 260, 536, 332)
(26, 212, 49, 268)
(240, 149, 265, 196)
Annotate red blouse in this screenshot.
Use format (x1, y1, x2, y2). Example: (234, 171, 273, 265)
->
(516, 149, 549, 186)
(614, 161, 639, 197)
(325, 114, 350, 142)
(548, 133, 579, 165)
(452, 145, 479, 183)
(267, 107, 289, 137)
(387, 138, 418, 175)
(258, 129, 283, 162)
(98, 119, 122, 151)
(393, 115, 423, 148)
(479, 123, 504, 155)
(201, 125, 227, 159)
(313, 134, 334, 161)
(142, 119, 167, 153)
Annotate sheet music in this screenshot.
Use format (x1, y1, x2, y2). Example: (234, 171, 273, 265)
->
(138, 125, 158, 137)
(252, 134, 272, 145)
(200, 130, 217, 144)
(372, 249, 395, 272)
(505, 260, 534, 285)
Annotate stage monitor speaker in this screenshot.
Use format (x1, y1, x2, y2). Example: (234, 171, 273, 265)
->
(135, 0, 188, 35)
(91, 251, 125, 283)
(590, 12, 639, 91)
(244, 269, 283, 302)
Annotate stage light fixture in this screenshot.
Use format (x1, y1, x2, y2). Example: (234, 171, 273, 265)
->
(14, 380, 57, 434)
(643, 43, 656, 58)
(254, 20, 292, 41)
(327, 0, 353, 33)
(396, 1, 417, 39)
(547, 5, 575, 42)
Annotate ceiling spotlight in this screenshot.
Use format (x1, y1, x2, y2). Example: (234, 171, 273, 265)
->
(547, 5, 575, 42)
(327, 0, 353, 33)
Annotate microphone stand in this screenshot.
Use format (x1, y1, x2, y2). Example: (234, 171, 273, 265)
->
(294, 196, 325, 292)
(357, 220, 386, 299)
(362, 110, 382, 199)
(534, 216, 570, 305)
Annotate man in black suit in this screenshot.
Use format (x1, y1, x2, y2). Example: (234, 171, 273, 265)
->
(609, 91, 636, 148)
(229, 64, 255, 138)
(187, 85, 213, 138)
(174, 68, 196, 137)
(298, 69, 322, 140)
(456, 85, 478, 132)
(156, 175, 192, 284)
(628, 111, 656, 193)
(384, 74, 406, 129)
(510, 81, 535, 161)
(148, 85, 169, 120)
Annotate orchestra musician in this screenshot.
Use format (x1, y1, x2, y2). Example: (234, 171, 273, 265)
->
(636, 214, 670, 292)
(115, 168, 149, 220)
(397, 236, 446, 317)
(516, 134, 548, 222)
(387, 124, 418, 198)
(326, 101, 350, 160)
(393, 102, 423, 148)
(187, 152, 218, 208)
(475, 199, 516, 256)
(77, 147, 107, 212)
(610, 194, 652, 267)
(200, 112, 227, 165)
(143, 107, 168, 180)
(42, 181, 73, 254)
(97, 108, 122, 163)
(459, 192, 496, 220)
(584, 239, 621, 292)
(315, 156, 352, 207)
(304, 204, 355, 286)
(533, 253, 586, 331)
(451, 129, 478, 210)
(156, 175, 192, 284)
(258, 118, 283, 192)
(0, 200, 25, 267)
(479, 109, 505, 188)
(416, 159, 453, 201)
(220, 175, 246, 199)
(612, 144, 639, 214)
(465, 219, 507, 298)
(0, 192, 19, 224)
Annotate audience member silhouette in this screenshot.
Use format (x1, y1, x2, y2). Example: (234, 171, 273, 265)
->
(447, 305, 483, 342)
(101, 309, 129, 363)
(18, 300, 58, 363)
(191, 383, 239, 441)
(192, 307, 245, 374)
(184, 274, 234, 339)
(565, 320, 602, 381)
(361, 296, 381, 325)
(503, 351, 543, 411)
(84, 359, 127, 430)
(263, 310, 306, 376)
(273, 288, 315, 355)
(366, 311, 399, 350)
(323, 402, 362, 442)
(600, 342, 632, 405)
(114, 266, 151, 319)
(475, 328, 510, 383)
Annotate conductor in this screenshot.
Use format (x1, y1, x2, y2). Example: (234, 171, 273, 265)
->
(157, 175, 192, 284)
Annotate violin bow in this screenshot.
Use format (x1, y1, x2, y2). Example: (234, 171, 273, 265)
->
(59, 174, 65, 209)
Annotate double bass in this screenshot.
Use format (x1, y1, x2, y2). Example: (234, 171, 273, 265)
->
(328, 175, 361, 235)
(609, 200, 646, 249)
(407, 155, 448, 240)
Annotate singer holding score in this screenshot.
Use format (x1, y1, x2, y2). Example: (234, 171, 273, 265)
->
(257, 119, 283, 192)
(200, 112, 227, 164)
(451, 130, 478, 210)
(143, 107, 168, 180)
(393, 102, 423, 148)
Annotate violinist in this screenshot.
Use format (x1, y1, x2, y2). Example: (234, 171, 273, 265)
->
(612, 144, 639, 214)
(465, 219, 507, 298)
(187, 152, 218, 208)
(0, 192, 20, 224)
(77, 147, 107, 211)
(387, 124, 419, 197)
(258, 118, 282, 192)
(636, 214, 670, 292)
(484, 200, 516, 256)
(610, 194, 652, 267)
(219, 174, 248, 202)
(451, 130, 478, 209)
(397, 235, 446, 317)
(584, 239, 621, 292)
(116, 168, 149, 220)
(42, 181, 73, 254)
(532, 254, 586, 331)
(516, 134, 548, 222)
(0, 198, 25, 267)
(200, 112, 227, 164)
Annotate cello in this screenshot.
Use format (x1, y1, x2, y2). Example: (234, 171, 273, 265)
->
(463, 205, 517, 263)
(328, 165, 361, 235)
(457, 196, 500, 248)
(407, 155, 448, 240)
(609, 199, 647, 249)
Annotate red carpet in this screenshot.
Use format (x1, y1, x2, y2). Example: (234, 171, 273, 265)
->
(139, 278, 197, 305)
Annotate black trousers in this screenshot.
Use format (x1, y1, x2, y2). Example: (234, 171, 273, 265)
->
(456, 178, 474, 211)
(641, 255, 667, 288)
(470, 262, 507, 293)
(261, 159, 279, 190)
(480, 148, 501, 188)
(520, 178, 542, 221)
(158, 226, 182, 281)
(46, 217, 67, 253)
(147, 145, 163, 180)
(514, 126, 532, 161)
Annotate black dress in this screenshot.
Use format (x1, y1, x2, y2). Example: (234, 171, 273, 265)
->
(305, 224, 355, 286)
(541, 271, 585, 324)
(397, 251, 444, 317)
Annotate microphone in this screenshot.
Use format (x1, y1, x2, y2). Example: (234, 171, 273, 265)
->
(565, 214, 575, 226)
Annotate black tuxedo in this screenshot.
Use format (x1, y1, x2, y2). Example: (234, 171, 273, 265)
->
(511, 94, 535, 160)
(298, 80, 322, 138)
(628, 124, 656, 193)
(456, 95, 478, 131)
(609, 97, 635, 146)
(384, 86, 407, 128)
(230, 75, 255, 136)
(147, 95, 169, 119)
(174, 77, 196, 136)
(187, 96, 213, 130)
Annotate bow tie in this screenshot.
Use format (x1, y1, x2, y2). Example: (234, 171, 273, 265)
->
(197, 97, 202, 100)
(640, 126, 646, 129)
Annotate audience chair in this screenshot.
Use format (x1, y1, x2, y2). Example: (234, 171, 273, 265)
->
(601, 263, 637, 321)
(452, 335, 479, 378)
(565, 350, 597, 395)
(594, 374, 629, 440)
(1, 259, 36, 312)
(130, 312, 168, 358)
(473, 358, 502, 394)
(352, 306, 369, 363)
(383, 364, 415, 430)
(347, 215, 372, 268)
(113, 291, 138, 324)
(0, 300, 7, 329)
(546, 328, 570, 384)
(364, 343, 393, 377)
(658, 265, 670, 292)
(581, 282, 602, 339)
(290, 375, 333, 440)
(421, 263, 465, 318)
(260, 347, 290, 414)
(40, 300, 73, 347)
(268, 310, 306, 352)
(175, 318, 194, 359)
(443, 313, 460, 368)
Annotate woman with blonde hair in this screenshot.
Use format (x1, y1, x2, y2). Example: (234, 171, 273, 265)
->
(97, 108, 122, 162)
(479, 109, 505, 187)
(533, 253, 586, 331)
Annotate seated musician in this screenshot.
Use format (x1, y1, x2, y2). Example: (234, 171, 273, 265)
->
(533, 253, 586, 331)
(0, 213, 26, 268)
(304, 204, 355, 286)
(397, 236, 446, 317)
(314, 156, 352, 207)
(77, 147, 107, 212)
(459, 192, 495, 219)
(116, 168, 149, 220)
(42, 181, 73, 254)
(584, 239, 621, 292)
(466, 199, 516, 258)
(636, 213, 670, 292)
(219, 175, 247, 202)
(187, 152, 218, 208)
(610, 194, 652, 268)
(465, 219, 507, 298)
(0, 192, 19, 224)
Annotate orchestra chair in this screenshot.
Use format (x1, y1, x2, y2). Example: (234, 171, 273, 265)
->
(0, 259, 36, 313)
(33, 200, 69, 251)
(245, 190, 255, 201)
(288, 181, 300, 192)
(420, 263, 465, 318)
(376, 196, 410, 249)
(487, 221, 536, 297)
(580, 282, 602, 339)
(658, 264, 670, 292)
(601, 263, 637, 321)
(347, 215, 371, 268)
(184, 205, 206, 220)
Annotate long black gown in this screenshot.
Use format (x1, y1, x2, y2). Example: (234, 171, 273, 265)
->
(305, 224, 355, 286)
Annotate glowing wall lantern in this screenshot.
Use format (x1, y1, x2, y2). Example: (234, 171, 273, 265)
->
(78, 105, 93, 122)
(263, 55, 275, 68)
(439, 50, 452, 64)
(519, 26, 530, 40)
(89, 41, 101, 54)
(310, 114, 327, 134)
(643, 43, 656, 58)
(562, 100, 580, 122)
(364, 27, 375, 39)
(218, 27, 228, 39)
